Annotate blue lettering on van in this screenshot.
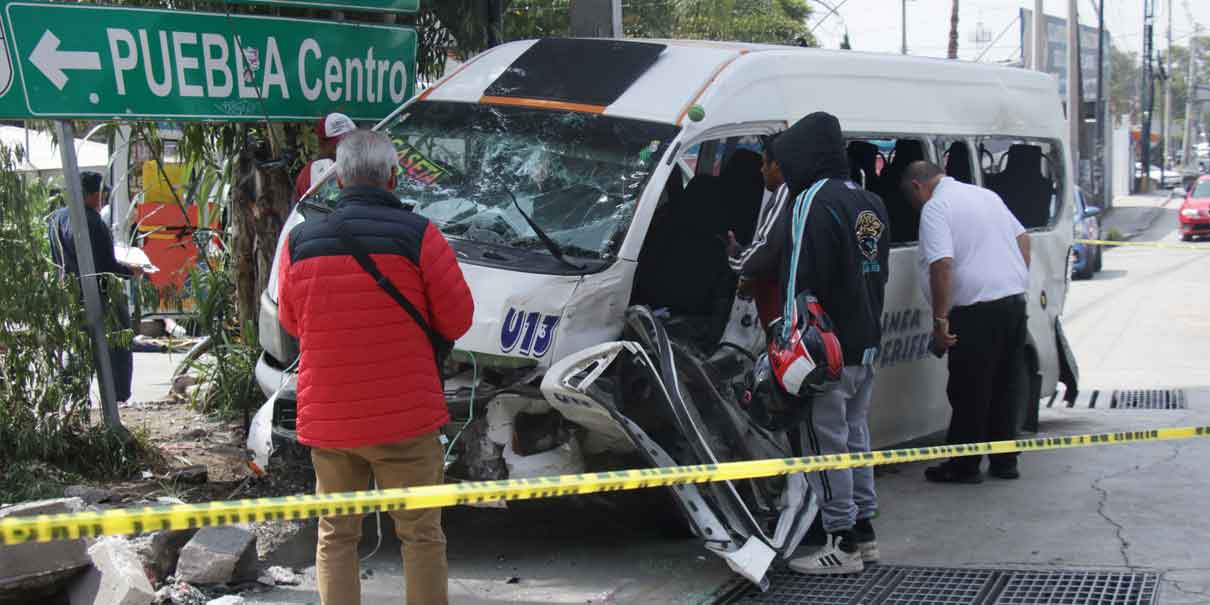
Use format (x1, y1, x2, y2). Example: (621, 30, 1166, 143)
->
(878, 307, 933, 368)
(500, 308, 561, 357)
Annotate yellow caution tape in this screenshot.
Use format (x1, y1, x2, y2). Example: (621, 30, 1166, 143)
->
(1075, 238, 1210, 250)
(3, 426, 1209, 545)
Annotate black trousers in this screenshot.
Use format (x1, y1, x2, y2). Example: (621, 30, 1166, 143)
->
(945, 294, 1027, 473)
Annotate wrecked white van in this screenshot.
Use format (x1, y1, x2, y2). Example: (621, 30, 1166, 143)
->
(252, 38, 1079, 587)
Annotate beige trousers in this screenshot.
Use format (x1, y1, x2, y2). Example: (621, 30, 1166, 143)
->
(311, 431, 448, 605)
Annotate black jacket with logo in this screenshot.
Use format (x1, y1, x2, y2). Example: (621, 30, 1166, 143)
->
(732, 113, 890, 366)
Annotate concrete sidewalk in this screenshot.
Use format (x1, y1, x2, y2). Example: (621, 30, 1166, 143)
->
(1101, 192, 1177, 241)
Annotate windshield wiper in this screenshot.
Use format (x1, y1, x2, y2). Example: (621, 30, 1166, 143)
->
(502, 189, 586, 271)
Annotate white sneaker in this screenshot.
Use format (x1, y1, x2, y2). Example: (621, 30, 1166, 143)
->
(857, 540, 880, 563)
(788, 533, 865, 575)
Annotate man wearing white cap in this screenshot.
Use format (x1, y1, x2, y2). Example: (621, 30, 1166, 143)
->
(295, 112, 357, 203)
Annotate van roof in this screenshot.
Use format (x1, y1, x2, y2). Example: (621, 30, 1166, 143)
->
(420, 38, 1064, 140)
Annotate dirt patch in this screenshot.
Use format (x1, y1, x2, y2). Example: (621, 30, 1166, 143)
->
(110, 400, 314, 505)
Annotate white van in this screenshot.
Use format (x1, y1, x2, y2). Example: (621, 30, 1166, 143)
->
(252, 38, 1079, 587)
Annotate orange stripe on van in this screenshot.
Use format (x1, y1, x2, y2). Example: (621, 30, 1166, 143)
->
(418, 52, 490, 101)
(676, 50, 749, 126)
(479, 96, 607, 114)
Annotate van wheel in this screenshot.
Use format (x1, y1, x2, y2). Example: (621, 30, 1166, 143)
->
(1093, 246, 1103, 272)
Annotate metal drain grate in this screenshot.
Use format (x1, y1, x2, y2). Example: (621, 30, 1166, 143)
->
(709, 565, 1160, 605)
(1109, 389, 1186, 410)
(996, 571, 1159, 604)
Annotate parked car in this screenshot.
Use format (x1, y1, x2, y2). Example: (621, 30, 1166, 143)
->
(1135, 162, 1183, 189)
(1072, 187, 1103, 279)
(1179, 175, 1210, 241)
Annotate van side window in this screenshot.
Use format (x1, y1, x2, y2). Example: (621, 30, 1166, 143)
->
(978, 138, 1062, 229)
(846, 137, 927, 245)
(937, 138, 975, 184)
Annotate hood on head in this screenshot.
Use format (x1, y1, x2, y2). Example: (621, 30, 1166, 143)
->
(773, 112, 850, 196)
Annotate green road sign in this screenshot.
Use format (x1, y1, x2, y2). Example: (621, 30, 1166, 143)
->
(206, 0, 418, 12)
(0, 2, 416, 121)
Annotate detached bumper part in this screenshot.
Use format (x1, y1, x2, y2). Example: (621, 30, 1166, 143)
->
(540, 306, 819, 588)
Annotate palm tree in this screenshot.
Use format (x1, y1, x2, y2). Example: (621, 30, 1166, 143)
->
(947, 0, 959, 59)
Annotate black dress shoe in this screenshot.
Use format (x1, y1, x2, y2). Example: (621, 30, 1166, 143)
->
(988, 465, 1020, 480)
(924, 464, 984, 484)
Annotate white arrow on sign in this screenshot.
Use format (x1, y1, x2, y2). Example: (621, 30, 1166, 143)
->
(29, 30, 101, 90)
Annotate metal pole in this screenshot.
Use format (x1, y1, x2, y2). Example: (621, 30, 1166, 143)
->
(901, 0, 907, 55)
(1182, 27, 1199, 172)
(1163, 0, 1173, 178)
(1068, 0, 1081, 191)
(1095, 0, 1106, 204)
(1141, 0, 1155, 193)
(55, 120, 125, 434)
(1033, 0, 1046, 71)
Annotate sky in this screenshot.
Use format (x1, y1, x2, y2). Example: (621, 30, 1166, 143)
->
(811, 0, 1210, 64)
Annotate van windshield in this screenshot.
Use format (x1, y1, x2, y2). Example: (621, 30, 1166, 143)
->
(308, 101, 677, 267)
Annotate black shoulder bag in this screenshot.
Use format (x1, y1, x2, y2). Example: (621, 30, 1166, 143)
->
(333, 219, 453, 378)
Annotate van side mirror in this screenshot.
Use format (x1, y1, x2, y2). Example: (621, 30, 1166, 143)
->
(1083, 206, 1102, 218)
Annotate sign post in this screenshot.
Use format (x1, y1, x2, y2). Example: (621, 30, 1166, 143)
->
(55, 120, 127, 436)
(1, 2, 416, 121)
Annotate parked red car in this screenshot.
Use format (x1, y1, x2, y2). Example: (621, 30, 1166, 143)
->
(1180, 176, 1210, 241)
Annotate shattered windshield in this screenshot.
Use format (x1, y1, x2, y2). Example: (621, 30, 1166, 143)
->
(309, 101, 677, 267)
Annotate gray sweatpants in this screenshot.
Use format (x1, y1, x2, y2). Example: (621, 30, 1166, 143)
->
(798, 365, 878, 533)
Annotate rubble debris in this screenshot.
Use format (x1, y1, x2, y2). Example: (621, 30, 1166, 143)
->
(0, 497, 90, 594)
(154, 581, 207, 605)
(170, 465, 209, 485)
(64, 485, 115, 505)
(175, 527, 258, 585)
(68, 537, 155, 605)
(256, 566, 300, 586)
(132, 529, 198, 582)
(505, 576, 521, 584)
(171, 375, 197, 397)
(250, 519, 317, 568)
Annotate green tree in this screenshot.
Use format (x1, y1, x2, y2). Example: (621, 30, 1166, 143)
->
(1109, 46, 1141, 122)
(444, 0, 816, 54)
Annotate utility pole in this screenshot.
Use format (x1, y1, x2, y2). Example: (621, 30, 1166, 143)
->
(1182, 26, 1199, 171)
(1096, 0, 1108, 205)
(1033, 0, 1046, 71)
(901, 0, 908, 55)
(1141, 0, 1156, 192)
(1163, 0, 1173, 179)
(1068, 0, 1081, 189)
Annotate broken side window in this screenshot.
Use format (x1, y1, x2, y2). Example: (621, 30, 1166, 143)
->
(978, 137, 1063, 229)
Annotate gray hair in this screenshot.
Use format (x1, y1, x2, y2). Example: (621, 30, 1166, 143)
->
(336, 129, 397, 188)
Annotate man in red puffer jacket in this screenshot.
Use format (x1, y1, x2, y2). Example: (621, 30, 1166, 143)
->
(278, 129, 473, 605)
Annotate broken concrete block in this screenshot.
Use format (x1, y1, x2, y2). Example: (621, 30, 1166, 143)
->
(154, 581, 207, 605)
(65, 485, 115, 505)
(205, 597, 244, 605)
(132, 529, 198, 582)
(175, 527, 257, 585)
(0, 497, 90, 594)
(68, 537, 155, 605)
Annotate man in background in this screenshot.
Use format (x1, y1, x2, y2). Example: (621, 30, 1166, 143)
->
(48, 171, 140, 403)
(294, 112, 357, 203)
(901, 160, 1031, 484)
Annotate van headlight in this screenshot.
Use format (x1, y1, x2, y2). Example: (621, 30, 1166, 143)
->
(1181, 208, 1200, 218)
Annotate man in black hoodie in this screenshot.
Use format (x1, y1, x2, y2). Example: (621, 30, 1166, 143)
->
(729, 112, 890, 575)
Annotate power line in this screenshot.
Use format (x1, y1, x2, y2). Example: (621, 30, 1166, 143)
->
(975, 14, 1020, 62)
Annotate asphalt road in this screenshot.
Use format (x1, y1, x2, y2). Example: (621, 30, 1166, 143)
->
(246, 193, 1210, 604)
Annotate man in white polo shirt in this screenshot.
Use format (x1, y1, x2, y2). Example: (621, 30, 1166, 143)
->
(901, 160, 1031, 484)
